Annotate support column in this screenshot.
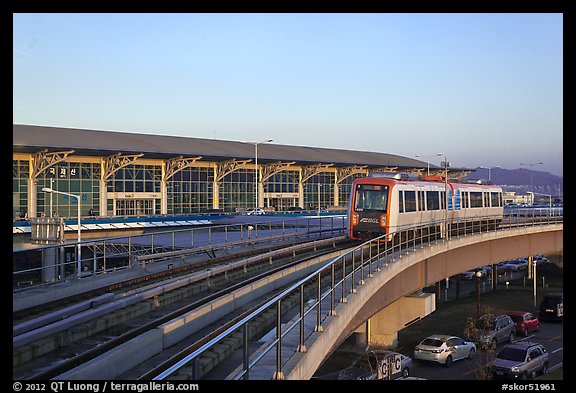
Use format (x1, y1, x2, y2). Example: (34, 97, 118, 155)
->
(333, 174, 339, 207)
(99, 179, 107, 217)
(28, 178, 37, 218)
(42, 247, 58, 283)
(258, 181, 264, 208)
(353, 293, 436, 349)
(298, 169, 304, 208)
(213, 181, 220, 210)
(161, 179, 168, 214)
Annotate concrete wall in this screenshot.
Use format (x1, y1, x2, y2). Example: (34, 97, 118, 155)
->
(354, 292, 436, 348)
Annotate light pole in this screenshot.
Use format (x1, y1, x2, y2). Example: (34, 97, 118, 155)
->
(479, 166, 501, 182)
(520, 162, 543, 193)
(42, 187, 82, 279)
(243, 139, 273, 211)
(440, 155, 449, 237)
(476, 270, 483, 318)
(415, 153, 443, 177)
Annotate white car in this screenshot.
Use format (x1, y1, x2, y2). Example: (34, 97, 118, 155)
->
(414, 335, 476, 367)
(244, 208, 266, 215)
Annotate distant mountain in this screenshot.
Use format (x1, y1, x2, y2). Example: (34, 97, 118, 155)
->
(465, 167, 563, 195)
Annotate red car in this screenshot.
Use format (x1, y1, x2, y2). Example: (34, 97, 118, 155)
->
(507, 311, 540, 337)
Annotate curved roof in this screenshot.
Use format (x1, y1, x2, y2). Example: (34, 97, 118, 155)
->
(13, 124, 436, 170)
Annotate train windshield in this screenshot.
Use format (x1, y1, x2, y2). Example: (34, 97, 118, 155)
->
(354, 184, 389, 212)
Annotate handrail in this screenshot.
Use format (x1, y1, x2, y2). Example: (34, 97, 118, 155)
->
(150, 212, 562, 380)
(13, 216, 347, 291)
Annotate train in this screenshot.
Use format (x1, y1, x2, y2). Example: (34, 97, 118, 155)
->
(348, 172, 504, 241)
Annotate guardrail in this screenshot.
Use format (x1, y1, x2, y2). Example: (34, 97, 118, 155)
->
(13, 216, 347, 291)
(149, 211, 563, 380)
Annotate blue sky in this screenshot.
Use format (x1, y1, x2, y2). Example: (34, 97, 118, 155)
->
(13, 13, 563, 176)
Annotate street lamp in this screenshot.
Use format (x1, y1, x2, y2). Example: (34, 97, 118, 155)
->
(440, 155, 449, 237)
(520, 162, 543, 192)
(476, 270, 483, 318)
(479, 166, 501, 182)
(42, 187, 82, 279)
(415, 153, 443, 177)
(243, 139, 274, 211)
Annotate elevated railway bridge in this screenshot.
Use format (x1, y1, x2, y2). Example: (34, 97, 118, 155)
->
(152, 213, 563, 380)
(12, 212, 562, 380)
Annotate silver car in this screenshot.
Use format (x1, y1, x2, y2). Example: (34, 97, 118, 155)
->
(490, 342, 550, 379)
(414, 335, 476, 367)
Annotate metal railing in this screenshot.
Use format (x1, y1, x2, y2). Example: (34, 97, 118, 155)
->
(13, 216, 347, 291)
(151, 211, 562, 380)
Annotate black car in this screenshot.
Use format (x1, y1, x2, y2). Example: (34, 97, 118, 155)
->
(539, 293, 563, 321)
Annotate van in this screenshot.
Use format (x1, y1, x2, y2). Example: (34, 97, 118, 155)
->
(539, 293, 563, 321)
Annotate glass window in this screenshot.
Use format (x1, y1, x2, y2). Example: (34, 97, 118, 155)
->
(470, 192, 483, 208)
(168, 166, 214, 213)
(491, 192, 501, 207)
(354, 184, 389, 212)
(426, 191, 440, 210)
(403, 190, 417, 212)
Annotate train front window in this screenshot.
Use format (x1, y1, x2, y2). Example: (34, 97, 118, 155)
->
(354, 184, 389, 212)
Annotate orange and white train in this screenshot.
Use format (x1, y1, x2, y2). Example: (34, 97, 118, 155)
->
(348, 173, 504, 241)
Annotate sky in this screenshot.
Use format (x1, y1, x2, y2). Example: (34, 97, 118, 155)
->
(13, 13, 563, 176)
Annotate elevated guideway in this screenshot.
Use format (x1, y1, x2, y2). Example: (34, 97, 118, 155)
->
(150, 213, 562, 381)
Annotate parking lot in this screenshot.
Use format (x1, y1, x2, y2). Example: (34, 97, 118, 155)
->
(313, 260, 563, 381)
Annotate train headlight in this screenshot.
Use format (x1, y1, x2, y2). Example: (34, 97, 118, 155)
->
(352, 213, 359, 226)
(380, 214, 387, 227)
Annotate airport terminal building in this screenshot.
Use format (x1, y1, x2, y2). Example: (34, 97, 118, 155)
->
(13, 124, 470, 219)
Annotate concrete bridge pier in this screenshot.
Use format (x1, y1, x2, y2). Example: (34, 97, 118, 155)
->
(353, 292, 436, 350)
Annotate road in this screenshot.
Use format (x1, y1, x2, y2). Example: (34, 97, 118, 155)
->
(409, 320, 563, 380)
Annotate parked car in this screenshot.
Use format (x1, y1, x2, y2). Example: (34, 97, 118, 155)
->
(502, 259, 528, 272)
(496, 262, 514, 274)
(244, 208, 266, 215)
(338, 350, 412, 380)
(506, 311, 540, 337)
(460, 268, 487, 280)
(465, 314, 515, 350)
(490, 342, 549, 380)
(539, 293, 563, 321)
(459, 270, 476, 280)
(414, 334, 476, 367)
(534, 255, 551, 265)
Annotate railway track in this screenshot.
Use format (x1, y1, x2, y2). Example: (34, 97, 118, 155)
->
(14, 237, 354, 380)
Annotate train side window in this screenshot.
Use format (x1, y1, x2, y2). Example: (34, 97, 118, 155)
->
(470, 192, 483, 208)
(490, 192, 500, 207)
(426, 190, 440, 210)
(418, 190, 425, 211)
(404, 190, 416, 212)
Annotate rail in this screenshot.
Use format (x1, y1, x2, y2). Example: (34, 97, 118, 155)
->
(149, 211, 563, 380)
(13, 216, 347, 291)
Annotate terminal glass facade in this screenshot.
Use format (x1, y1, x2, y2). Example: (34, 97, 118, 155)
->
(339, 173, 365, 207)
(303, 173, 335, 210)
(107, 164, 161, 194)
(13, 160, 29, 218)
(36, 162, 101, 217)
(167, 167, 214, 214)
(219, 169, 256, 212)
(263, 170, 300, 210)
